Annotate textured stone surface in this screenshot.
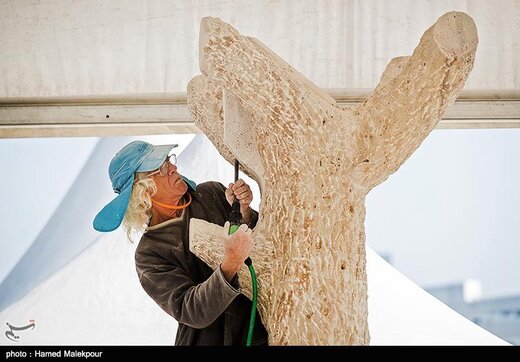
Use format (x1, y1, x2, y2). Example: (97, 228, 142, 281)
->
(187, 12, 477, 345)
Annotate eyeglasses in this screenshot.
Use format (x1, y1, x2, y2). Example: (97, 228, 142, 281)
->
(147, 154, 177, 178)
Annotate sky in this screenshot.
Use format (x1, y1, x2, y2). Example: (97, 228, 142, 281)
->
(0, 129, 519, 299)
(366, 128, 520, 298)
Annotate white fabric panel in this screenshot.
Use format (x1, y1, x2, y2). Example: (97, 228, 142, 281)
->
(1, 0, 518, 97)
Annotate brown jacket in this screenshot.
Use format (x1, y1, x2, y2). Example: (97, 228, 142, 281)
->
(135, 181, 268, 345)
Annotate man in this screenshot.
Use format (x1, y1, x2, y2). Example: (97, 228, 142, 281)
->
(93, 140, 268, 345)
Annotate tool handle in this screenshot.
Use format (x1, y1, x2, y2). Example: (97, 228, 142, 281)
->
(228, 223, 240, 235)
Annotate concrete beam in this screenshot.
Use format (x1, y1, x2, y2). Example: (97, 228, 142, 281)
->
(1, 90, 519, 138)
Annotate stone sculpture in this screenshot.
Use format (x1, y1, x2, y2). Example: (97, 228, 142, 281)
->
(187, 12, 478, 345)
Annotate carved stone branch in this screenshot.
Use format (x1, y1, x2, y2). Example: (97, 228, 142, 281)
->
(189, 218, 274, 314)
(187, 12, 478, 345)
(187, 76, 260, 181)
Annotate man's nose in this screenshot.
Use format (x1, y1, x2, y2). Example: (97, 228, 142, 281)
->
(168, 164, 178, 174)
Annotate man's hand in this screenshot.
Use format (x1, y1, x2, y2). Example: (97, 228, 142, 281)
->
(225, 178, 253, 224)
(220, 221, 253, 282)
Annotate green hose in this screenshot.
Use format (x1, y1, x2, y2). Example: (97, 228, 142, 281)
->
(228, 224, 258, 346)
(245, 259, 257, 346)
(228, 159, 258, 346)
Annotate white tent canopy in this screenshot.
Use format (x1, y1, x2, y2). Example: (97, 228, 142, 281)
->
(1, 0, 519, 137)
(0, 135, 507, 345)
(2, 0, 519, 97)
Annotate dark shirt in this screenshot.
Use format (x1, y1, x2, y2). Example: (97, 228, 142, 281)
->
(135, 181, 268, 345)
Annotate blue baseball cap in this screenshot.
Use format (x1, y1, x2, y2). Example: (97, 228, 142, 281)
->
(93, 140, 196, 232)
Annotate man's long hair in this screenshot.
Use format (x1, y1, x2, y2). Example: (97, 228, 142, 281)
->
(123, 172, 156, 242)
